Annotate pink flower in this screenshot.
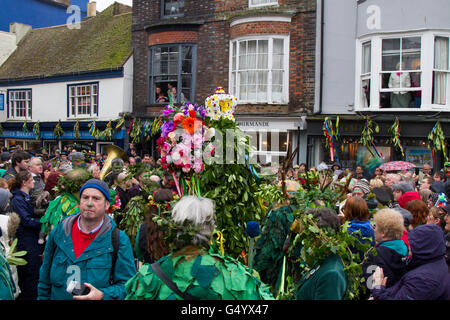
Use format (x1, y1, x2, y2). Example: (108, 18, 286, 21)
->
(181, 133, 193, 145)
(174, 113, 185, 126)
(193, 133, 203, 148)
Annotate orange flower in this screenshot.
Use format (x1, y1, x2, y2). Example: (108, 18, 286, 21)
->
(182, 117, 197, 135)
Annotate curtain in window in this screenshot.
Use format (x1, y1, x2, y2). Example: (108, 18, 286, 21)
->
(434, 37, 449, 105)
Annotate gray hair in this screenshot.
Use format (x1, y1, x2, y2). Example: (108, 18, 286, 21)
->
(171, 196, 215, 246)
(87, 163, 99, 174)
(29, 157, 42, 166)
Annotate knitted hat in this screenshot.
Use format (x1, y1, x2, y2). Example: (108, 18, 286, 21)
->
(80, 179, 110, 202)
(398, 191, 422, 209)
(392, 207, 413, 228)
(353, 179, 370, 195)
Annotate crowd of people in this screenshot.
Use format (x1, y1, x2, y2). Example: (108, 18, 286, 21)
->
(278, 160, 450, 300)
(0, 143, 449, 301)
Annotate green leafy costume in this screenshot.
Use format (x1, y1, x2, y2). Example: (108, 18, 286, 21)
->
(40, 193, 80, 235)
(253, 204, 295, 290)
(125, 245, 274, 300)
(0, 243, 15, 300)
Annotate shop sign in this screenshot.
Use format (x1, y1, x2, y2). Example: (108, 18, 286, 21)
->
(236, 119, 297, 130)
(0, 130, 35, 139)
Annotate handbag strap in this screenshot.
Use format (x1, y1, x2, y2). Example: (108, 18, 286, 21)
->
(150, 262, 195, 300)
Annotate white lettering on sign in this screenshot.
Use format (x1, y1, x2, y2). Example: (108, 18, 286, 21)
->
(366, 5, 381, 30)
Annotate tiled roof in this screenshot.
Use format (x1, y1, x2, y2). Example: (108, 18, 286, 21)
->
(0, 3, 132, 81)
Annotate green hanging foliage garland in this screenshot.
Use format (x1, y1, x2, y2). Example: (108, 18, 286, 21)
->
(22, 120, 28, 133)
(427, 120, 448, 164)
(53, 120, 64, 139)
(33, 121, 40, 140)
(129, 118, 143, 144)
(388, 118, 405, 158)
(360, 117, 383, 158)
(74, 120, 80, 140)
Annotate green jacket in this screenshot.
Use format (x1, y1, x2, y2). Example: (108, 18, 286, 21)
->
(295, 254, 347, 300)
(125, 245, 275, 300)
(38, 213, 136, 300)
(0, 244, 15, 300)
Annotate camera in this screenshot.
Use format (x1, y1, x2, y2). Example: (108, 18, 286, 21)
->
(67, 280, 90, 296)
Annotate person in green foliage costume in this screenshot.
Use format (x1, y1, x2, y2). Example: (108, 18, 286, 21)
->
(125, 195, 274, 300)
(293, 208, 348, 300)
(253, 198, 296, 292)
(40, 168, 93, 238)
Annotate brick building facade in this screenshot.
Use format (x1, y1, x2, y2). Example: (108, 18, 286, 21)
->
(132, 0, 316, 162)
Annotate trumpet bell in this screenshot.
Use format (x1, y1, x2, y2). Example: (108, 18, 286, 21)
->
(99, 145, 128, 180)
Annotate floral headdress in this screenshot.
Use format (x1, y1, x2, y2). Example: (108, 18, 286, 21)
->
(156, 103, 215, 197)
(205, 87, 237, 121)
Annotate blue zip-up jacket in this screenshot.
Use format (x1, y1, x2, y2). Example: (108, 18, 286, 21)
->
(11, 189, 41, 242)
(38, 213, 136, 300)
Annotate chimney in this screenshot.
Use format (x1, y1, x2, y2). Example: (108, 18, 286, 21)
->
(9, 22, 32, 44)
(87, 1, 97, 17)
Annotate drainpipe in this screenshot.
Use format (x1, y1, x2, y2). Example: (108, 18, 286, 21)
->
(313, 0, 324, 115)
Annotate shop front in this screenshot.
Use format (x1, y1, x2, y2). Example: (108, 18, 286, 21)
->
(0, 121, 126, 156)
(306, 116, 449, 173)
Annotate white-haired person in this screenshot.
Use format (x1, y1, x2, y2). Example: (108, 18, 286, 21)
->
(125, 195, 274, 300)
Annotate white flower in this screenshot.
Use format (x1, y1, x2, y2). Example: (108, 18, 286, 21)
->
(204, 127, 215, 141)
(171, 152, 180, 162)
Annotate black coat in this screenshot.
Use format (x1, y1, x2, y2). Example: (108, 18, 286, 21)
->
(363, 242, 408, 289)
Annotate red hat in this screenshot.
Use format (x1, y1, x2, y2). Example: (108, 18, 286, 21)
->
(398, 191, 422, 209)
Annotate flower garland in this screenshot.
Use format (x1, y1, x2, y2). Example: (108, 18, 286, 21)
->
(388, 118, 404, 158)
(428, 120, 448, 164)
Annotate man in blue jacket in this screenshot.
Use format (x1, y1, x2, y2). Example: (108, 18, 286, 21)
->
(38, 179, 136, 300)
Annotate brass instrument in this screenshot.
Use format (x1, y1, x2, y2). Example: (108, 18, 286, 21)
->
(99, 145, 128, 180)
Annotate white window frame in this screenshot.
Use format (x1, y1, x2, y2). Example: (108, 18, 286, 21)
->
(355, 30, 450, 111)
(8, 89, 31, 120)
(433, 35, 450, 105)
(244, 129, 289, 165)
(229, 35, 290, 105)
(249, 0, 278, 8)
(68, 82, 98, 118)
